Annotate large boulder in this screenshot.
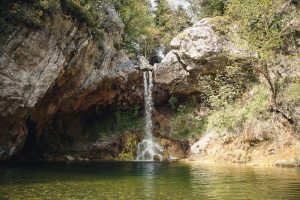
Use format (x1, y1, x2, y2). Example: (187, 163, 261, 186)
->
(154, 18, 252, 93)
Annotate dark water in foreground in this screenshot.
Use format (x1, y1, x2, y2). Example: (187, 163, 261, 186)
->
(0, 162, 300, 200)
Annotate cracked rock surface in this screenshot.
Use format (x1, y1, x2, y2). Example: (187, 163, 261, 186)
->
(0, 10, 140, 160)
(154, 18, 251, 94)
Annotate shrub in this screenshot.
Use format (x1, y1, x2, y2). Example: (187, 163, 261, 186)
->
(196, 64, 255, 109)
(84, 105, 143, 140)
(168, 95, 178, 110)
(283, 82, 300, 105)
(206, 84, 269, 133)
(226, 0, 296, 56)
(189, 0, 226, 19)
(168, 98, 207, 140)
(61, 0, 95, 25)
(113, 105, 143, 132)
(0, 0, 114, 41)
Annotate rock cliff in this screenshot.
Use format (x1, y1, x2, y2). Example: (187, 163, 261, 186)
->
(153, 17, 300, 167)
(1, 8, 299, 166)
(0, 6, 142, 160)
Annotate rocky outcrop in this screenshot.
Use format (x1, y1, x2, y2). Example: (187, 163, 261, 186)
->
(154, 18, 252, 94)
(0, 7, 142, 160)
(190, 119, 300, 167)
(153, 17, 300, 167)
(1, 7, 298, 164)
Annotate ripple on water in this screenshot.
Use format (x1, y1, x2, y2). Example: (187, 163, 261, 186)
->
(0, 162, 299, 200)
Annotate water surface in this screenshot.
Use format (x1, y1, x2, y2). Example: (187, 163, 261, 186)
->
(0, 162, 299, 200)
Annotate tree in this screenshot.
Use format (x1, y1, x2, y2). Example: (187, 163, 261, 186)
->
(226, 0, 297, 123)
(118, 0, 160, 60)
(188, 0, 226, 19)
(154, 0, 192, 53)
(118, 0, 191, 62)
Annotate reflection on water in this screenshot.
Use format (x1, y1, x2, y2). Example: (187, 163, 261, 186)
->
(0, 162, 299, 200)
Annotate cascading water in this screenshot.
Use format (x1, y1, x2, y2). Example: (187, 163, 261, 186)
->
(136, 71, 163, 161)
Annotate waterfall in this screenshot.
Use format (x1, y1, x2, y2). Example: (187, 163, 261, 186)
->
(136, 71, 163, 161)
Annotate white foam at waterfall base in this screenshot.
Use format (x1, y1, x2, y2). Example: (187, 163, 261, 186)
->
(136, 71, 163, 161)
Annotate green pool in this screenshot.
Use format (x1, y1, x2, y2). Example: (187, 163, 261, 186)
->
(0, 162, 299, 200)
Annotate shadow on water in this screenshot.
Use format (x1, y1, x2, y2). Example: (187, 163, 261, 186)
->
(0, 161, 300, 199)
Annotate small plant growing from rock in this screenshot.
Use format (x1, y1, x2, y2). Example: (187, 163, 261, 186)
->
(168, 95, 178, 110)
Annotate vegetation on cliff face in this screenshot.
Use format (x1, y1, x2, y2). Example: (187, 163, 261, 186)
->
(163, 0, 300, 141)
(154, 0, 192, 53)
(0, 0, 299, 163)
(0, 0, 111, 41)
(117, 0, 159, 60)
(0, 0, 191, 62)
(188, 0, 226, 18)
(85, 106, 143, 139)
(165, 96, 207, 140)
(119, 0, 191, 61)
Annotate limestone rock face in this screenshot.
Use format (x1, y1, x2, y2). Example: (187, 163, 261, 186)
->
(0, 8, 140, 160)
(138, 56, 153, 71)
(154, 18, 251, 93)
(189, 119, 300, 167)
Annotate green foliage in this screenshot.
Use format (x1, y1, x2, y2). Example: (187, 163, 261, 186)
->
(62, 0, 96, 25)
(116, 133, 138, 160)
(277, 77, 300, 130)
(197, 64, 255, 109)
(118, 0, 191, 60)
(187, 0, 299, 136)
(0, 0, 121, 42)
(225, 0, 299, 127)
(168, 95, 178, 110)
(119, 0, 160, 60)
(189, 0, 226, 19)
(226, 0, 296, 57)
(190, 0, 298, 57)
(0, 0, 190, 61)
(61, 0, 117, 37)
(0, 0, 61, 41)
(283, 82, 300, 105)
(113, 105, 143, 132)
(206, 84, 269, 133)
(85, 106, 143, 140)
(155, 0, 192, 52)
(169, 97, 207, 140)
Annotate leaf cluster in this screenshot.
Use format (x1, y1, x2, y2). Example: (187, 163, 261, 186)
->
(196, 64, 255, 109)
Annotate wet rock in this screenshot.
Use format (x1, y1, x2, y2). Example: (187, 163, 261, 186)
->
(0, 148, 7, 160)
(66, 155, 75, 161)
(138, 56, 153, 71)
(167, 156, 179, 162)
